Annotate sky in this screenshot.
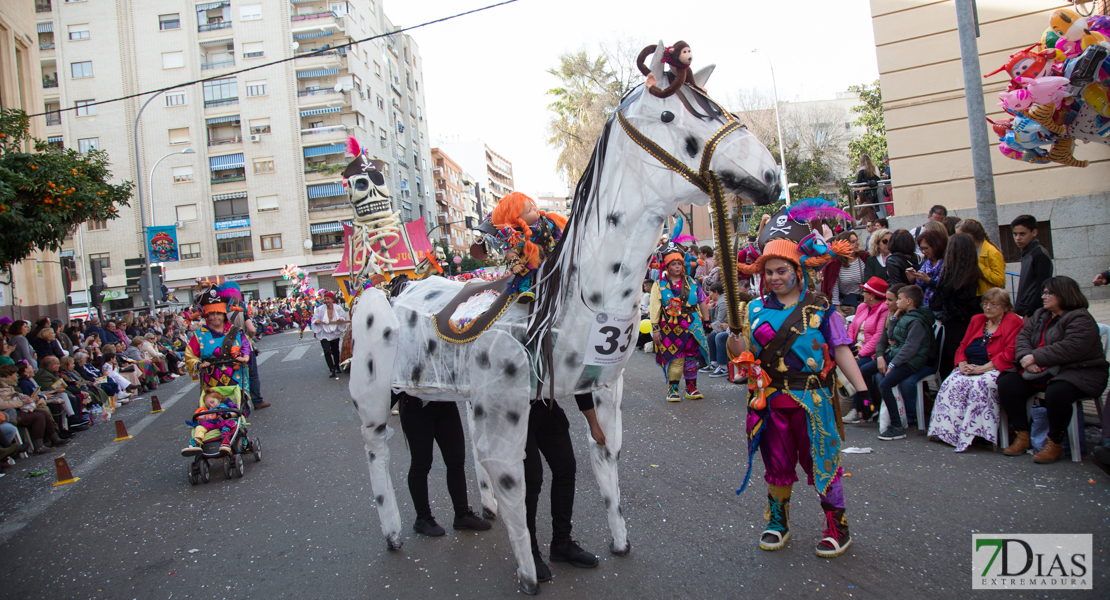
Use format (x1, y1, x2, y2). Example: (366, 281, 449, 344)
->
(386, 0, 880, 197)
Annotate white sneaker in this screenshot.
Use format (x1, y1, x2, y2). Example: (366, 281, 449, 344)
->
(841, 408, 859, 424)
(699, 364, 717, 373)
(116, 392, 131, 400)
(709, 366, 728, 378)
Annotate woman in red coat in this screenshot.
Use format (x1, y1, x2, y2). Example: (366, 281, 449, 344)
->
(926, 288, 1022, 451)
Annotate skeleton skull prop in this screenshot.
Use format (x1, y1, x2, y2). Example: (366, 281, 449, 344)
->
(343, 154, 393, 224)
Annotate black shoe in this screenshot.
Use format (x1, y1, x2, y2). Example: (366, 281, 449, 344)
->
(413, 517, 445, 537)
(47, 437, 70, 448)
(549, 539, 598, 568)
(533, 550, 552, 583)
(453, 510, 492, 531)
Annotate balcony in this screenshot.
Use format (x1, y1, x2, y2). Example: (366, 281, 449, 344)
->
(201, 59, 235, 71)
(36, 2, 51, 13)
(42, 76, 58, 88)
(45, 113, 61, 127)
(39, 42, 54, 51)
(199, 21, 232, 33)
(207, 135, 242, 147)
(297, 87, 341, 98)
(212, 174, 246, 185)
(294, 48, 347, 69)
(292, 11, 338, 22)
(204, 97, 238, 109)
(308, 198, 349, 212)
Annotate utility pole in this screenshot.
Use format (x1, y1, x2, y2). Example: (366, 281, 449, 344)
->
(954, 0, 1000, 246)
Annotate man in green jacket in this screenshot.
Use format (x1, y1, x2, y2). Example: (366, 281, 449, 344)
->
(855, 285, 935, 440)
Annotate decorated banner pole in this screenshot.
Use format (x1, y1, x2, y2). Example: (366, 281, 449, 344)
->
(707, 179, 744, 334)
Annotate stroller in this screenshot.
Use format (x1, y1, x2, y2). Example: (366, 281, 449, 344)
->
(184, 383, 262, 485)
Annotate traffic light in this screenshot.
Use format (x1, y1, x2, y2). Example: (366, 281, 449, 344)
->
(465, 216, 474, 229)
(89, 260, 104, 308)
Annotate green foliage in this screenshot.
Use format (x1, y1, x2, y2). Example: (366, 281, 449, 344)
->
(0, 109, 133, 269)
(847, 80, 887, 166)
(747, 200, 785, 237)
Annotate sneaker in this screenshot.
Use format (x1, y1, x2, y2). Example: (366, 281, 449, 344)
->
(878, 426, 906, 441)
(413, 516, 445, 537)
(453, 509, 492, 531)
(391, 408, 399, 416)
(708, 366, 728, 378)
(533, 550, 553, 583)
(841, 409, 860, 424)
(815, 504, 852, 558)
(685, 386, 704, 400)
(219, 444, 232, 455)
(666, 383, 682, 402)
(549, 539, 598, 568)
(698, 364, 717, 373)
(181, 446, 202, 457)
(759, 493, 791, 551)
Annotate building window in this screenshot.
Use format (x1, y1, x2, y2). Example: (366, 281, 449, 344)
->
(89, 252, 110, 270)
(376, 94, 384, 110)
(71, 61, 93, 78)
(162, 51, 184, 69)
(245, 79, 266, 97)
(239, 4, 261, 21)
(217, 236, 253, 264)
(203, 77, 238, 108)
(176, 204, 198, 221)
(77, 137, 99, 153)
(68, 24, 89, 40)
(75, 98, 96, 115)
(253, 158, 274, 174)
(159, 13, 180, 30)
(164, 92, 186, 107)
(179, 242, 201, 260)
(248, 117, 270, 135)
(356, 111, 365, 129)
(243, 42, 264, 59)
(197, 2, 232, 32)
(172, 166, 194, 183)
(373, 61, 381, 78)
(214, 197, 249, 221)
(260, 234, 281, 250)
(168, 127, 189, 145)
(257, 194, 279, 211)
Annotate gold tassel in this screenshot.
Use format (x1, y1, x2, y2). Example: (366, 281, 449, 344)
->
(776, 357, 787, 372)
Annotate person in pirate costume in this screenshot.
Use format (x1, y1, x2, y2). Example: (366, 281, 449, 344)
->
(489, 191, 567, 303)
(184, 282, 253, 409)
(731, 200, 872, 558)
(650, 229, 711, 402)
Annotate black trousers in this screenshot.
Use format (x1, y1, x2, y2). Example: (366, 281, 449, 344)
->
(524, 399, 576, 552)
(997, 371, 1083, 444)
(320, 338, 341, 372)
(397, 393, 469, 520)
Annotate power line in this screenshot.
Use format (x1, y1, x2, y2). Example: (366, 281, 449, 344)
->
(30, 0, 521, 118)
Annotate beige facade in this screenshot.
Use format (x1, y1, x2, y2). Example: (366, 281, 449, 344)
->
(39, 0, 434, 306)
(870, 0, 1110, 296)
(435, 138, 515, 216)
(0, 0, 66, 322)
(430, 147, 471, 253)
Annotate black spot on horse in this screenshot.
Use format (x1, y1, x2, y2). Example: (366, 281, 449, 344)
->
(366, 314, 374, 329)
(589, 292, 602, 304)
(595, 396, 603, 406)
(606, 212, 622, 227)
(480, 481, 489, 490)
(382, 327, 393, 342)
(610, 262, 622, 274)
(426, 339, 437, 354)
(653, 216, 665, 226)
(685, 135, 700, 157)
(374, 423, 387, 434)
(375, 495, 385, 506)
(473, 404, 486, 418)
(411, 364, 423, 382)
(408, 311, 418, 327)
(367, 359, 374, 378)
(564, 352, 580, 367)
(368, 451, 376, 462)
(603, 447, 612, 461)
(621, 288, 634, 298)
(503, 361, 519, 378)
(366, 422, 376, 429)
(506, 410, 521, 425)
(351, 399, 359, 409)
(476, 351, 491, 369)
(423, 290, 442, 301)
(499, 474, 516, 490)
(604, 496, 612, 509)
(575, 371, 599, 392)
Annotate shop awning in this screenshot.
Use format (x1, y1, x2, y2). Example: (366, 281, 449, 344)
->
(300, 106, 341, 117)
(37, 22, 52, 33)
(307, 182, 344, 199)
(310, 221, 352, 234)
(212, 191, 247, 201)
(215, 229, 250, 240)
(209, 153, 244, 171)
(304, 143, 345, 157)
(199, 37, 233, 46)
(296, 67, 338, 78)
(205, 114, 240, 125)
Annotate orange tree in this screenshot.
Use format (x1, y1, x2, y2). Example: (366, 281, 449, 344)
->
(0, 108, 132, 270)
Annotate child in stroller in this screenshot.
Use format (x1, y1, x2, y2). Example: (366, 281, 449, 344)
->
(182, 388, 238, 456)
(181, 384, 261, 484)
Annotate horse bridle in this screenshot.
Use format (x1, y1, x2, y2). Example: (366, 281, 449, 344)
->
(615, 107, 748, 334)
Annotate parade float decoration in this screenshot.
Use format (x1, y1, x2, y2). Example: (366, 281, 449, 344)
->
(985, 8, 1110, 167)
(343, 40, 783, 594)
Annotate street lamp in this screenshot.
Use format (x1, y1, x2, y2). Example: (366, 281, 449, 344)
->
(141, 147, 194, 311)
(752, 49, 790, 205)
(133, 91, 164, 314)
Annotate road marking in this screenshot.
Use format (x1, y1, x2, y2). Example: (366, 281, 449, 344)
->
(0, 381, 198, 544)
(257, 351, 277, 365)
(282, 345, 309, 362)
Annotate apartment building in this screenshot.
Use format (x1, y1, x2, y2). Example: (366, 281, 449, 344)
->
(430, 147, 476, 253)
(435, 138, 515, 216)
(535, 194, 569, 218)
(0, 0, 65, 321)
(38, 0, 435, 306)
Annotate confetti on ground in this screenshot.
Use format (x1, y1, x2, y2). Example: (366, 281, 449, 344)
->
(650, 464, 658, 467)
(1090, 479, 1097, 484)
(844, 473, 852, 477)
(843, 447, 872, 454)
(27, 470, 48, 477)
(188, 549, 199, 553)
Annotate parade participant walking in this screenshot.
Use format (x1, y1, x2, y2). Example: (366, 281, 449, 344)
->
(734, 221, 871, 558)
(312, 291, 349, 379)
(650, 239, 710, 402)
(184, 284, 252, 404)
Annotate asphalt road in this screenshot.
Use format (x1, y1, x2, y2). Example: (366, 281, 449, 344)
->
(1, 329, 1106, 600)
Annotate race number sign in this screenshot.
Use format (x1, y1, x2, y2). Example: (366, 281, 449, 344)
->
(583, 311, 639, 366)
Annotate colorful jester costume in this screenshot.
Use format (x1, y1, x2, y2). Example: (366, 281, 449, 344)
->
(184, 281, 253, 408)
(650, 235, 710, 402)
(736, 199, 857, 558)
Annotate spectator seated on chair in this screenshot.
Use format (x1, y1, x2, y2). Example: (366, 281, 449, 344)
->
(842, 277, 889, 424)
(927, 288, 1022, 451)
(0, 364, 68, 453)
(33, 356, 87, 428)
(854, 284, 935, 441)
(998, 276, 1109, 464)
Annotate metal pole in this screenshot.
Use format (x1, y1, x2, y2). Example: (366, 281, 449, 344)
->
(954, 0, 999, 246)
(77, 224, 91, 318)
(755, 50, 791, 205)
(133, 91, 165, 315)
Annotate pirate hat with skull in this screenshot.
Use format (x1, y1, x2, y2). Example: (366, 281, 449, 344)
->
(343, 137, 393, 223)
(740, 199, 853, 282)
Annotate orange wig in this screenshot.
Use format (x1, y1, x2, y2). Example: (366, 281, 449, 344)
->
(490, 192, 568, 269)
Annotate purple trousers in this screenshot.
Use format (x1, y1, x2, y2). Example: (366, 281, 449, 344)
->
(752, 405, 845, 508)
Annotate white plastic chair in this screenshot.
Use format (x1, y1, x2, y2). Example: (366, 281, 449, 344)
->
(998, 323, 1110, 463)
(892, 322, 944, 432)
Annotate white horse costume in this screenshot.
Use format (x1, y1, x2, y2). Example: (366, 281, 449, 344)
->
(348, 41, 781, 594)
